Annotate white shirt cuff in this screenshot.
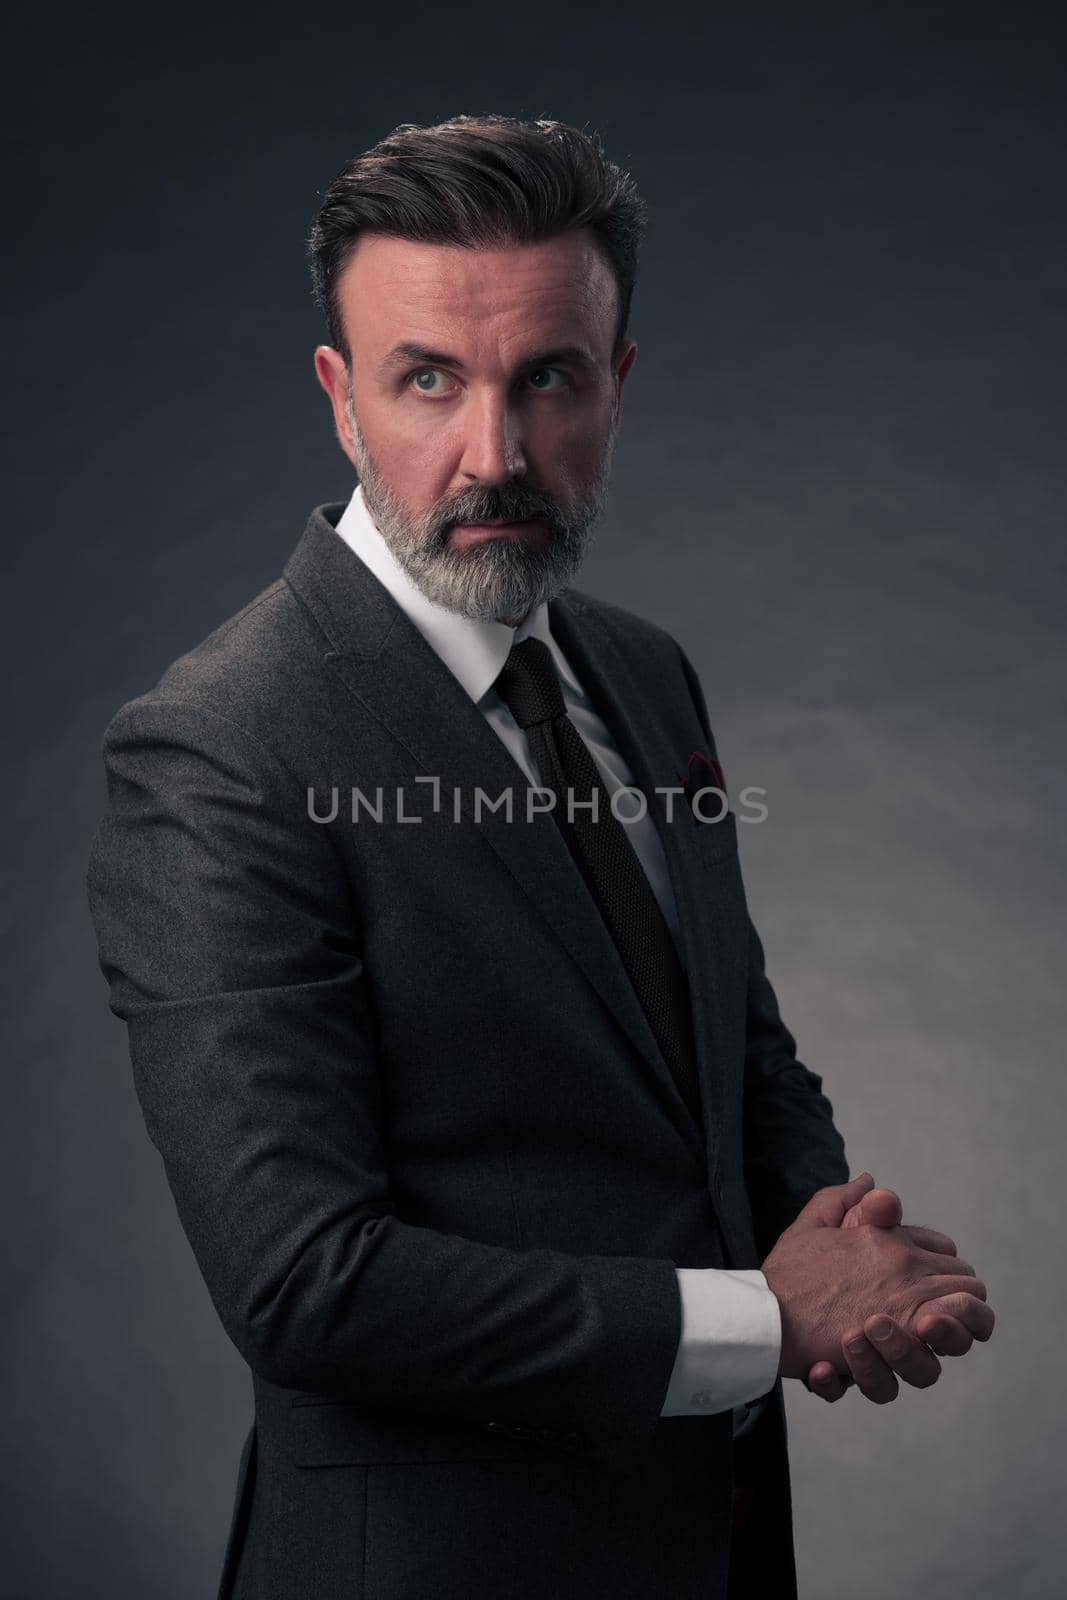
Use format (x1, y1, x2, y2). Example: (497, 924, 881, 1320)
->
(659, 1267, 782, 1417)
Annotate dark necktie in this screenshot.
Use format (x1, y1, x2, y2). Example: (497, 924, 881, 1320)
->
(494, 636, 705, 1136)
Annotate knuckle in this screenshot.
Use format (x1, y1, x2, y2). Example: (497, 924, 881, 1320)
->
(876, 1233, 912, 1271)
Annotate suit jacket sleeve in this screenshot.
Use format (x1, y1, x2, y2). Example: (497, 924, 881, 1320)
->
(675, 644, 850, 1258)
(85, 693, 683, 1461)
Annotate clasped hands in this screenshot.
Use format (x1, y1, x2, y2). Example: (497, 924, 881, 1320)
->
(761, 1172, 995, 1406)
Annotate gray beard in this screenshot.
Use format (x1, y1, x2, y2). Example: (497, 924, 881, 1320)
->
(345, 393, 614, 622)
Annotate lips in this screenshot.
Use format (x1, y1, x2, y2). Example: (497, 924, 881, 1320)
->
(448, 517, 545, 550)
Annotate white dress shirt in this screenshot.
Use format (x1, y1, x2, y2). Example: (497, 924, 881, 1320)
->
(335, 483, 782, 1434)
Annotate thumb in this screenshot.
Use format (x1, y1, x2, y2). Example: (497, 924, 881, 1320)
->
(844, 1186, 903, 1231)
(791, 1172, 876, 1231)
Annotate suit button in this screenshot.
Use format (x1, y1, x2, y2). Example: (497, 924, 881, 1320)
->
(536, 1428, 556, 1443)
(482, 1421, 508, 1434)
(509, 1424, 534, 1439)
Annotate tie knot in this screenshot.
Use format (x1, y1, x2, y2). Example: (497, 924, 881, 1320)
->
(494, 637, 566, 730)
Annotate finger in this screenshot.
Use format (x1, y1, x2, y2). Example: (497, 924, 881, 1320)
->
(806, 1361, 850, 1402)
(863, 1316, 942, 1390)
(912, 1312, 973, 1357)
(910, 1248, 980, 1280)
(901, 1224, 958, 1256)
(841, 1328, 900, 1404)
(913, 1274, 987, 1304)
(844, 1188, 902, 1231)
(797, 1172, 876, 1229)
(912, 1291, 995, 1342)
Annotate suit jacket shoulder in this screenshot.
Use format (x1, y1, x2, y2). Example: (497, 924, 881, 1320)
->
(556, 582, 684, 660)
(109, 574, 321, 746)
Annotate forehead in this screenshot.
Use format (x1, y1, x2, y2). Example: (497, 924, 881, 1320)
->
(337, 230, 618, 357)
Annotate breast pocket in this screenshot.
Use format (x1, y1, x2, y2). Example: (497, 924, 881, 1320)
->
(689, 806, 739, 863)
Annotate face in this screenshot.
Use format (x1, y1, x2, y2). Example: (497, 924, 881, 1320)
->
(314, 229, 637, 622)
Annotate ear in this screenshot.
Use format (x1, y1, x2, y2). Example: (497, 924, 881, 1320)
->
(612, 339, 638, 430)
(314, 345, 358, 467)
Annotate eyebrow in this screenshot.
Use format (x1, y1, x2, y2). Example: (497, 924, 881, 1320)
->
(378, 341, 598, 377)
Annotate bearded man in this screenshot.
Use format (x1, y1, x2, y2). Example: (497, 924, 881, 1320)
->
(87, 114, 993, 1600)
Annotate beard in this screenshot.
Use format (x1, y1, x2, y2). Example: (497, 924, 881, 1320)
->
(345, 389, 614, 622)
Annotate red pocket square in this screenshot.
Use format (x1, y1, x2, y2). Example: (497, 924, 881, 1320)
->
(680, 749, 725, 795)
(677, 750, 728, 821)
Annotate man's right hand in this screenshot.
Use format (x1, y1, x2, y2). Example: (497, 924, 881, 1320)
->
(762, 1173, 992, 1379)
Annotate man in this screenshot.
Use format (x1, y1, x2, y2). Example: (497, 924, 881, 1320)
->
(86, 115, 993, 1599)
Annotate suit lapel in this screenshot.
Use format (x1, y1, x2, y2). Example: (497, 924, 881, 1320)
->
(284, 505, 709, 1162)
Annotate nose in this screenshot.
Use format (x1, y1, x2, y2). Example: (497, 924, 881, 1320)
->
(459, 389, 527, 485)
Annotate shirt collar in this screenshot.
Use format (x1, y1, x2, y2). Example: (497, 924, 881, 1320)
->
(334, 482, 582, 706)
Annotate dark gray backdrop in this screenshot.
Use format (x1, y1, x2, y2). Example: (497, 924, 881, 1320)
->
(6, 3, 1064, 1596)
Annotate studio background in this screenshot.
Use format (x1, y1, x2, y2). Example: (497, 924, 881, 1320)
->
(6, 4, 1064, 1596)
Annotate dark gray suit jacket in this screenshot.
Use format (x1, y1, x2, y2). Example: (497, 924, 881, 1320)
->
(86, 501, 849, 1599)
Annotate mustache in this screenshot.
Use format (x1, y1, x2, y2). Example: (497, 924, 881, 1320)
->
(428, 484, 563, 543)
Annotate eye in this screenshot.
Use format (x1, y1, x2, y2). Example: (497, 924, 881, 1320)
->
(525, 367, 568, 392)
(408, 368, 455, 396)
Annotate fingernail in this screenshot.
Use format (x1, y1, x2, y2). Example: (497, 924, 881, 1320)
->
(846, 1336, 867, 1354)
(869, 1317, 892, 1341)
